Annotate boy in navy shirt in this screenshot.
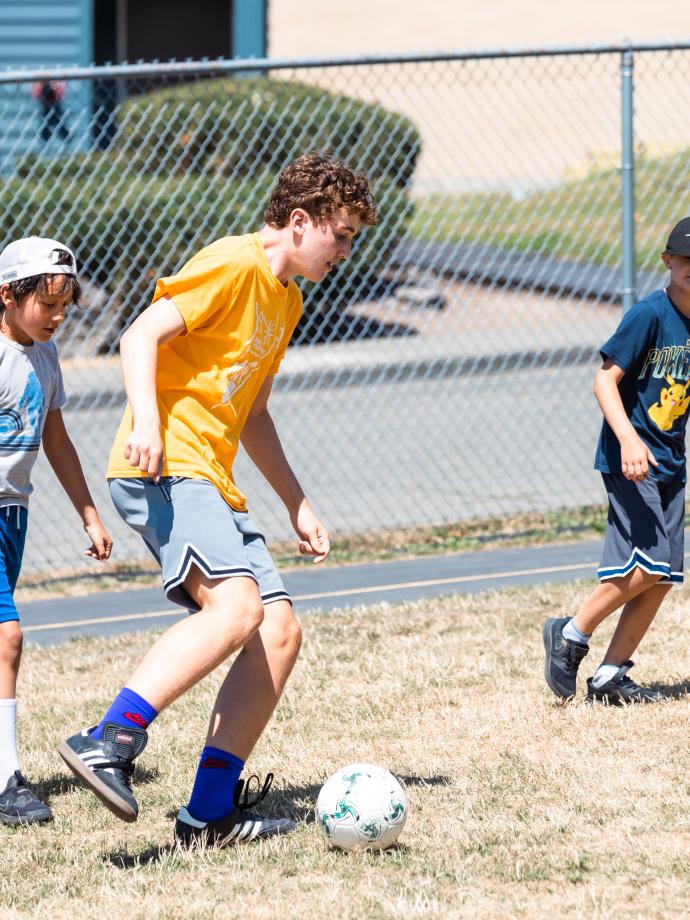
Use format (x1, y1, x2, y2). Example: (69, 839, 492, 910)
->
(543, 217, 690, 703)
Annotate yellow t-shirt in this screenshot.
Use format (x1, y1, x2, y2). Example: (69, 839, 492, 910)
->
(107, 233, 303, 510)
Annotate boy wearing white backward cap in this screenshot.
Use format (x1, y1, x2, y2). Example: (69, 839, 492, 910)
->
(0, 236, 112, 825)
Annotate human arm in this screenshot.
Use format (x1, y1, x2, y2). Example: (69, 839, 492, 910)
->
(41, 409, 113, 560)
(593, 358, 657, 482)
(240, 376, 330, 562)
(118, 295, 187, 482)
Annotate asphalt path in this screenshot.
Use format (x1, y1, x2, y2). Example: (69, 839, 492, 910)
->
(20, 538, 613, 646)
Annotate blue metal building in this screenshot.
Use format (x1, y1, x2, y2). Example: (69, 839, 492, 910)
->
(0, 0, 267, 168)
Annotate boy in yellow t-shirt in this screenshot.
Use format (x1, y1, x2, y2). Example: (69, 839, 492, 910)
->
(58, 153, 376, 845)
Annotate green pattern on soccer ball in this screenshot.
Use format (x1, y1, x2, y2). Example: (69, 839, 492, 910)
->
(360, 819, 383, 839)
(318, 794, 359, 831)
(388, 799, 405, 821)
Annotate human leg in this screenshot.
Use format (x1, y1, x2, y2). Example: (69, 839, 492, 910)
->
(587, 480, 683, 703)
(126, 572, 264, 711)
(177, 516, 301, 844)
(600, 582, 671, 665)
(176, 600, 301, 845)
(543, 473, 670, 699)
(58, 573, 264, 821)
(573, 566, 663, 636)
(59, 479, 288, 823)
(203, 600, 301, 759)
(0, 507, 51, 824)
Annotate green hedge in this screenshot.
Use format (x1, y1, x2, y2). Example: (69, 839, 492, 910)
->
(118, 76, 421, 189)
(1, 77, 420, 345)
(3, 159, 412, 340)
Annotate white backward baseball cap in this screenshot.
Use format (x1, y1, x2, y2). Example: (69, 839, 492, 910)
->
(0, 236, 77, 284)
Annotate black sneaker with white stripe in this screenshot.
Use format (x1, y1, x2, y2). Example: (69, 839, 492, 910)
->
(0, 771, 52, 826)
(174, 773, 296, 847)
(586, 660, 668, 705)
(57, 722, 148, 822)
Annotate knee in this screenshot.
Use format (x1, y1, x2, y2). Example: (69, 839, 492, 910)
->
(0, 622, 23, 670)
(196, 579, 265, 648)
(215, 597, 263, 648)
(266, 605, 302, 661)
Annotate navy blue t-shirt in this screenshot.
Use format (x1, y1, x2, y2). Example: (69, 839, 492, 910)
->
(594, 289, 690, 483)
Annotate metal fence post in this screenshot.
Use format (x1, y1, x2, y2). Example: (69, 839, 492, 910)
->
(621, 46, 635, 312)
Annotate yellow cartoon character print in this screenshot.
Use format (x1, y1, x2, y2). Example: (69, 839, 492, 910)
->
(647, 374, 690, 431)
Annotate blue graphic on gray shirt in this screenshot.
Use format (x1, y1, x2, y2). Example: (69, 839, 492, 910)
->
(0, 370, 44, 452)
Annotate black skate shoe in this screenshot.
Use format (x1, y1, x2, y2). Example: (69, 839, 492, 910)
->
(174, 773, 296, 847)
(0, 771, 52, 826)
(586, 661, 668, 705)
(58, 722, 148, 822)
(542, 616, 589, 699)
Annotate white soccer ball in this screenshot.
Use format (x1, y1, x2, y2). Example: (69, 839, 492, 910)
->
(315, 763, 408, 851)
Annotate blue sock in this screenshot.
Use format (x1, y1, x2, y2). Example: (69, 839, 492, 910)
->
(188, 746, 245, 822)
(90, 687, 158, 739)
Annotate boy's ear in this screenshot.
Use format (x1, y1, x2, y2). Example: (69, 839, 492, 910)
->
(0, 284, 17, 311)
(289, 208, 311, 236)
(661, 252, 672, 269)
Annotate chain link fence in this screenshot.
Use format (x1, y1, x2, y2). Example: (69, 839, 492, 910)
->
(1, 44, 689, 575)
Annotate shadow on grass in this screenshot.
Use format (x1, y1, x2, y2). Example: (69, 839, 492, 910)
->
(648, 679, 690, 700)
(397, 773, 452, 788)
(106, 844, 176, 869)
(36, 765, 160, 804)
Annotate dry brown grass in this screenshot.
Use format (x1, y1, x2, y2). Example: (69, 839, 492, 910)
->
(3, 580, 690, 919)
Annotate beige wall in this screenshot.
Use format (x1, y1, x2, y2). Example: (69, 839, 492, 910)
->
(268, 1, 687, 58)
(267, 1, 690, 192)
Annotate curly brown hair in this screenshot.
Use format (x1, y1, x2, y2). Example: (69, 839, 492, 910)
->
(264, 152, 377, 229)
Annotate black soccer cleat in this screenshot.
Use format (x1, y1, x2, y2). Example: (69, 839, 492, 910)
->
(57, 722, 148, 822)
(0, 771, 52, 826)
(542, 616, 589, 699)
(174, 772, 296, 848)
(586, 661, 668, 705)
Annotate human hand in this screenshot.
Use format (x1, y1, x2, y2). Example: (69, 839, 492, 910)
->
(620, 434, 658, 482)
(291, 499, 330, 563)
(83, 519, 113, 561)
(124, 420, 164, 482)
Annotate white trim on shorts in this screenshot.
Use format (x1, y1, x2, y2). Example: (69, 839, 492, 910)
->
(597, 546, 672, 582)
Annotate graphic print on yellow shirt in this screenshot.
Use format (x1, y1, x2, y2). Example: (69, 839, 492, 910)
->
(647, 374, 690, 432)
(107, 234, 303, 510)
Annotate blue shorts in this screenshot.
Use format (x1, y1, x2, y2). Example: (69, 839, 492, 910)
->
(108, 476, 290, 612)
(597, 473, 685, 585)
(0, 506, 28, 624)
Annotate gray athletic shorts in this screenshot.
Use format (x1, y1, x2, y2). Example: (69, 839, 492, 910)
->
(597, 473, 685, 585)
(108, 476, 290, 611)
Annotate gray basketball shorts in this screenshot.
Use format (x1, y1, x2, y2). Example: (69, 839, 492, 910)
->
(597, 473, 685, 585)
(108, 476, 291, 611)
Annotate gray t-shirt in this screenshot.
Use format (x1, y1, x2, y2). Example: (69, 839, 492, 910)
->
(0, 333, 66, 508)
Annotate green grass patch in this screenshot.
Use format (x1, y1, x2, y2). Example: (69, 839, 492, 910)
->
(409, 146, 690, 275)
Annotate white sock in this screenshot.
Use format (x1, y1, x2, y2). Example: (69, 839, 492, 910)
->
(592, 663, 623, 689)
(562, 619, 591, 645)
(0, 699, 20, 788)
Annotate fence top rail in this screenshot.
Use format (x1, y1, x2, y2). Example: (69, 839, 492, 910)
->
(1, 40, 690, 84)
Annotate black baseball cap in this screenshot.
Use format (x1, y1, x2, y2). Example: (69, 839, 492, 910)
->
(664, 217, 690, 255)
